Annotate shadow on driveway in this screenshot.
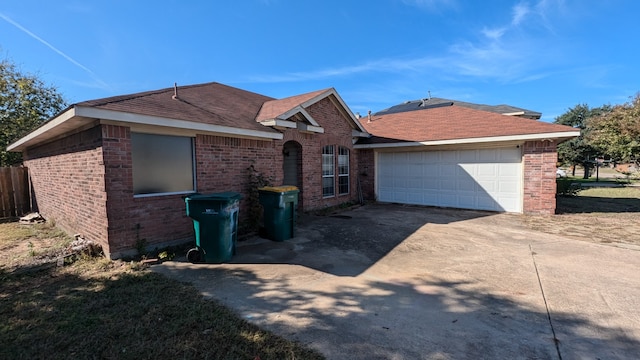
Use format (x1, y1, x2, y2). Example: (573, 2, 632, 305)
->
(154, 204, 640, 359)
(230, 203, 493, 276)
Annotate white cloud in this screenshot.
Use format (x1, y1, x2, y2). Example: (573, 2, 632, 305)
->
(511, 2, 531, 25)
(249, 0, 564, 85)
(247, 56, 445, 83)
(482, 27, 507, 40)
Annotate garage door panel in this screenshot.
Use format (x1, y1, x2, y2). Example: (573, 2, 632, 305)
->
(377, 148, 522, 212)
(441, 152, 457, 163)
(499, 180, 519, 193)
(457, 177, 477, 191)
(440, 164, 457, 177)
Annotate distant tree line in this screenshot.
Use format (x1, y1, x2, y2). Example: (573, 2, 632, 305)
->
(555, 94, 640, 177)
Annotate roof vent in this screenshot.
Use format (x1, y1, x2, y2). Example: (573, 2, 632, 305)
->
(355, 112, 361, 119)
(172, 82, 178, 100)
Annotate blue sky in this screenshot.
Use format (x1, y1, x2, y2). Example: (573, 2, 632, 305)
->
(1, 0, 638, 122)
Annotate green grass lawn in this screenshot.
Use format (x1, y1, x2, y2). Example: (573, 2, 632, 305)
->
(557, 185, 640, 213)
(0, 222, 324, 360)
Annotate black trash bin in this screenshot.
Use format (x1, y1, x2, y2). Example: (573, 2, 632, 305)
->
(184, 192, 242, 263)
(258, 186, 299, 241)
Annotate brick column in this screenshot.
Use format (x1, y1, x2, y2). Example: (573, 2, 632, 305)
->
(523, 140, 558, 214)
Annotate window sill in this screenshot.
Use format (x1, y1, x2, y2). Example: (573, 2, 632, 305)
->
(134, 190, 196, 199)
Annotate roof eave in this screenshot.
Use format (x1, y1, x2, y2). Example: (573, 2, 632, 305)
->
(7, 107, 79, 152)
(354, 131, 581, 149)
(8, 106, 284, 152)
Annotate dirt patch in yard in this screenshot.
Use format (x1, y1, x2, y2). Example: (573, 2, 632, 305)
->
(522, 187, 640, 247)
(0, 221, 74, 271)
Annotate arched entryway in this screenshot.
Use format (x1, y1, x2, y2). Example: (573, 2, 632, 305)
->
(282, 141, 303, 208)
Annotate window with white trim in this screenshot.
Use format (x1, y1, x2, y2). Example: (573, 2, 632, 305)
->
(131, 133, 195, 196)
(338, 147, 349, 195)
(322, 145, 335, 197)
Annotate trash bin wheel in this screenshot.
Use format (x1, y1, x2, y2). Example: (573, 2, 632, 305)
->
(187, 248, 202, 263)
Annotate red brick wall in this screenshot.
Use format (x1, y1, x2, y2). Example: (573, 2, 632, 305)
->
(23, 125, 110, 251)
(101, 125, 198, 258)
(22, 97, 363, 258)
(523, 140, 558, 214)
(356, 148, 375, 201)
(276, 97, 360, 209)
(195, 134, 278, 231)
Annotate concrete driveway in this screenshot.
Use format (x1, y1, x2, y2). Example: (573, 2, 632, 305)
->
(153, 204, 640, 359)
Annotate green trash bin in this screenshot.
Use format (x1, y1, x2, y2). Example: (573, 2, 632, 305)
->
(184, 192, 242, 263)
(258, 186, 299, 241)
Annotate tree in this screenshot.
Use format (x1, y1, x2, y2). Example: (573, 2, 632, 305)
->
(554, 103, 611, 178)
(587, 94, 640, 165)
(0, 57, 67, 166)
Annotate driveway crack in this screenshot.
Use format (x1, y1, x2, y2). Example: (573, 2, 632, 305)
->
(530, 244, 563, 360)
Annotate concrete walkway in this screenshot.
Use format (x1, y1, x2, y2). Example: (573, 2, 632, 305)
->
(153, 204, 640, 359)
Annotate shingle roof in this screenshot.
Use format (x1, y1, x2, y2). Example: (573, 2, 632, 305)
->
(359, 104, 575, 144)
(375, 97, 542, 119)
(256, 88, 330, 121)
(78, 82, 278, 133)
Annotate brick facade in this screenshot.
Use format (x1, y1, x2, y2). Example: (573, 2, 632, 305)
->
(278, 97, 359, 210)
(24, 126, 110, 251)
(21, 91, 561, 258)
(23, 98, 363, 258)
(523, 140, 558, 215)
(356, 148, 376, 201)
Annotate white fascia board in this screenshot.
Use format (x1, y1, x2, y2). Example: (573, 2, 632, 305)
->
(352, 130, 370, 137)
(502, 111, 525, 116)
(76, 107, 283, 139)
(7, 107, 77, 151)
(354, 131, 582, 149)
(277, 106, 320, 127)
(300, 88, 369, 134)
(259, 119, 297, 129)
(297, 122, 324, 133)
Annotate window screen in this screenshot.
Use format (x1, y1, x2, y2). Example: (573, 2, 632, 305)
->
(131, 133, 195, 195)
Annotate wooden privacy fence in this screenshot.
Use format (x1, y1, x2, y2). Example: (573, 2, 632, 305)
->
(0, 167, 31, 219)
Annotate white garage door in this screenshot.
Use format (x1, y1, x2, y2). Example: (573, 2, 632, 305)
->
(377, 147, 523, 212)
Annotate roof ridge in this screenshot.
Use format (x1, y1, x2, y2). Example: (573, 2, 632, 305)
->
(79, 81, 223, 107)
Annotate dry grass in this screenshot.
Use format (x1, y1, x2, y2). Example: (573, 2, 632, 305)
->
(523, 186, 640, 246)
(0, 221, 73, 271)
(0, 222, 324, 360)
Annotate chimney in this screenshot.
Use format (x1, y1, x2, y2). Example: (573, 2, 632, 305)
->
(367, 110, 372, 123)
(355, 112, 361, 119)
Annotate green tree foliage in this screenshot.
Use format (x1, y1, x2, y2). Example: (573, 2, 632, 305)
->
(0, 58, 67, 166)
(554, 103, 611, 177)
(587, 94, 640, 164)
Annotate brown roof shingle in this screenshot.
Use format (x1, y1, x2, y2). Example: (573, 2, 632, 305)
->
(255, 88, 330, 121)
(78, 82, 278, 133)
(360, 104, 576, 142)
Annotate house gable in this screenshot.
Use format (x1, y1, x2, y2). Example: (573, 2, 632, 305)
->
(256, 88, 368, 137)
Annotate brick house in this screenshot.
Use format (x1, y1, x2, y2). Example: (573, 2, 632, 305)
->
(8, 83, 369, 258)
(8, 82, 578, 258)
